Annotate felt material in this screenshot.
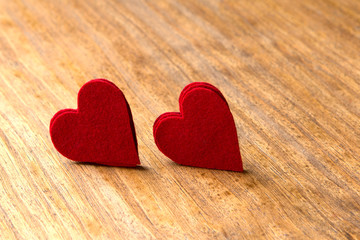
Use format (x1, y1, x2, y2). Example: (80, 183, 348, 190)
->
(179, 82, 226, 105)
(50, 79, 140, 166)
(153, 112, 181, 133)
(153, 83, 225, 131)
(154, 82, 243, 171)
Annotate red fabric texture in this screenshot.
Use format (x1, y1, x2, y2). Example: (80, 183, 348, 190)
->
(154, 82, 243, 171)
(50, 79, 140, 166)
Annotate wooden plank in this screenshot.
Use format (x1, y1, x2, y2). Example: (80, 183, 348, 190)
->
(0, 0, 359, 238)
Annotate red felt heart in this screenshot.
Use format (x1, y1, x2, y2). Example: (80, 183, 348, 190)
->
(154, 82, 243, 171)
(50, 79, 140, 166)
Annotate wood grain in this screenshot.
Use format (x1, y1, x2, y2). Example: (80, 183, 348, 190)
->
(0, 0, 359, 239)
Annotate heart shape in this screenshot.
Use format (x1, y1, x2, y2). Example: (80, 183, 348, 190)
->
(50, 79, 140, 166)
(154, 82, 243, 171)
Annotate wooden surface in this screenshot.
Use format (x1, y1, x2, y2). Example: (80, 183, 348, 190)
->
(0, 0, 360, 239)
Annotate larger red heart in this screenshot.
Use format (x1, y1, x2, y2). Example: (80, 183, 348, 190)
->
(153, 82, 243, 171)
(50, 79, 140, 166)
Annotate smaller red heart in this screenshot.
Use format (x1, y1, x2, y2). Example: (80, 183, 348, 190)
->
(154, 82, 243, 171)
(50, 79, 140, 166)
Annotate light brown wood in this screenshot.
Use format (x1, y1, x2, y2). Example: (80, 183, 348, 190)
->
(0, 0, 359, 239)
